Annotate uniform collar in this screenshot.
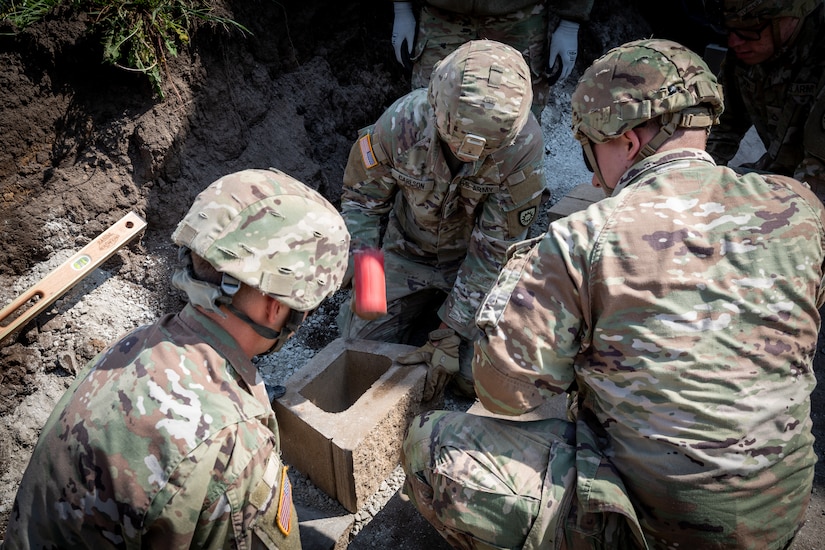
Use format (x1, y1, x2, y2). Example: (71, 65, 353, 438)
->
(176, 303, 271, 409)
(426, 117, 487, 180)
(612, 148, 717, 196)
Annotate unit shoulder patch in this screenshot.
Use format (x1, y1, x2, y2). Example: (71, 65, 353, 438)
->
(519, 206, 537, 227)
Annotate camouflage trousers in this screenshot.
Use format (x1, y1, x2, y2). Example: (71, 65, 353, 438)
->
(402, 410, 648, 550)
(410, 3, 551, 120)
(336, 250, 475, 381)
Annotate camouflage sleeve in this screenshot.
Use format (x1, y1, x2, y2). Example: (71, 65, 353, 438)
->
(473, 214, 590, 415)
(439, 120, 545, 340)
(340, 125, 397, 252)
(767, 173, 825, 310)
(549, 0, 594, 23)
(707, 57, 753, 166)
(145, 422, 292, 548)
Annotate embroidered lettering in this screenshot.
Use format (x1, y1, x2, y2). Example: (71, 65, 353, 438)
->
(459, 180, 498, 194)
(394, 170, 431, 189)
(791, 83, 816, 97)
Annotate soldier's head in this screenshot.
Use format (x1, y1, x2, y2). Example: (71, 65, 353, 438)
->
(713, 0, 819, 63)
(171, 168, 350, 352)
(571, 39, 723, 196)
(428, 39, 532, 162)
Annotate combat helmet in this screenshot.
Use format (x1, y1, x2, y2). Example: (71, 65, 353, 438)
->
(428, 39, 533, 162)
(171, 168, 350, 314)
(717, 0, 820, 27)
(571, 39, 723, 194)
(712, 0, 820, 55)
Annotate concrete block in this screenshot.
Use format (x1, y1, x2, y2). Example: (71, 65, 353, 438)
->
(547, 183, 604, 223)
(274, 338, 427, 513)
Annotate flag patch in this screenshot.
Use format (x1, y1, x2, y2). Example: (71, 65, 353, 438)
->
(277, 466, 293, 536)
(359, 134, 378, 169)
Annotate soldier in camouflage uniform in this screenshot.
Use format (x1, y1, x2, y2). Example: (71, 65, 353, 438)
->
(390, 0, 594, 119)
(402, 39, 825, 549)
(2, 169, 350, 549)
(337, 39, 545, 399)
(706, 0, 825, 200)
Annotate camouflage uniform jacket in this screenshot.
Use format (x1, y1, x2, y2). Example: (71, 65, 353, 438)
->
(707, 5, 825, 193)
(3, 304, 297, 549)
(341, 88, 544, 340)
(393, 0, 592, 22)
(474, 148, 825, 548)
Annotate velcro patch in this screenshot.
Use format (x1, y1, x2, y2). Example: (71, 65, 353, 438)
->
(359, 134, 378, 169)
(277, 466, 293, 536)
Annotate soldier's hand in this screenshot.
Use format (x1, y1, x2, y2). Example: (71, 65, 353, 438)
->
(548, 19, 579, 81)
(392, 1, 416, 68)
(397, 328, 460, 401)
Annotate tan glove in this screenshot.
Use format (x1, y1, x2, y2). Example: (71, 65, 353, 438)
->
(397, 328, 460, 401)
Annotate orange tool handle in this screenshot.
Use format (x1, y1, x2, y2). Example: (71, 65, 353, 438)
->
(353, 248, 387, 320)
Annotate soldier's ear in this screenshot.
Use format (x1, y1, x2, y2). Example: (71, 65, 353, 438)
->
(264, 295, 285, 325)
(623, 128, 644, 161)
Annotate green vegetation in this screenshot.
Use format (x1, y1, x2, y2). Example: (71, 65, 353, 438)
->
(0, 1, 250, 98)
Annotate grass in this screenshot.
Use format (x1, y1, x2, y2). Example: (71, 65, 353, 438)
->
(0, 1, 250, 98)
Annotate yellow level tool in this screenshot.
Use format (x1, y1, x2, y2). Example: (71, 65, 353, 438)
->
(0, 211, 148, 344)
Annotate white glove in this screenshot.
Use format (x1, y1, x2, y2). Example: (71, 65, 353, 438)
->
(548, 19, 579, 81)
(392, 1, 416, 66)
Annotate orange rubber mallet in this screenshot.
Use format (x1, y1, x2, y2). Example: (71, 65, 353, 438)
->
(353, 248, 387, 320)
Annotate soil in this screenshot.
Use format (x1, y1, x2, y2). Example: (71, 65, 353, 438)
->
(1, 1, 824, 548)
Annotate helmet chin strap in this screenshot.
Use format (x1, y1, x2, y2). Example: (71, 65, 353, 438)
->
(223, 303, 285, 355)
(174, 249, 300, 355)
(637, 106, 718, 161)
(264, 308, 306, 355)
(222, 284, 306, 355)
(580, 105, 717, 198)
(769, 17, 803, 61)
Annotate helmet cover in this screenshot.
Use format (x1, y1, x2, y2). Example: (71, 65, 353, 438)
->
(571, 38, 724, 145)
(428, 39, 533, 160)
(718, 0, 820, 27)
(172, 168, 350, 311)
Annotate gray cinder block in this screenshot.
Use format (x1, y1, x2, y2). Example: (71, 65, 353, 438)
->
(274, 338, 428, 513)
